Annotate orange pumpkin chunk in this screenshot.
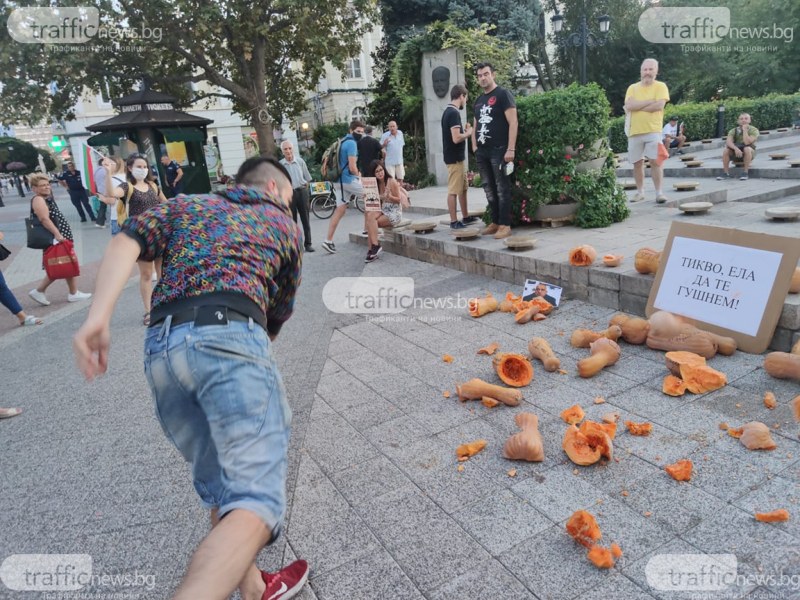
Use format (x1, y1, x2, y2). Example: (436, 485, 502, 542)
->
(493, 353, 534, 387)
(560, 404, 585, 425)
(587, 545, 615, 569)
(662, 374, 688, 397)
(456, 440, 487, 459)
(578, 421, 614, 460)
(566, 510, 602, 548)
(625, 420, 653, 436)
(727, 426, 744, 439)
(679, 363, 727, 394)
(665, 459, 693, 481)
(477, 342, 500, 356)
(793, 396, 800, 422)
(664, 351, 706, 377)
(754, 509, 790, 522)
(610, 543, 623, 558)
(763, 391, 777, 409)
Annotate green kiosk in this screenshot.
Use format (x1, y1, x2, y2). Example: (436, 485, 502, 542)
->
(86, 88, 213, 194)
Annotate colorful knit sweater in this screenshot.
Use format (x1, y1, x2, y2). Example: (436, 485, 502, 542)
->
(121, 185, 302, 335)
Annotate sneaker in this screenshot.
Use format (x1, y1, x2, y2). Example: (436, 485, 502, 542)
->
(739, 173, 749, 181)
(29, 289, 50, 306)
(261, 560, 309, 600)
(655, 194, 669, 204)
(304, 245, 315, 253)
(462, 216, 480, 224)
(716, 173, 732, 180)
(450, 220, 466, 230)
(676, 150, 684, 155)
(630, 192, 645, 203)
(481, 223, 499, 235)
(94, 223, 106, 228)
(365, 245, 383, 263)
(493, 225, 512, 240)
(361, 230, 368, 236)
(321, 241, 336, 254)
(67, 291, 92, 302)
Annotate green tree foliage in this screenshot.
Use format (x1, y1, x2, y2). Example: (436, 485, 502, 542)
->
(0, 0, 377, 156)
(0, 137, 43, 174)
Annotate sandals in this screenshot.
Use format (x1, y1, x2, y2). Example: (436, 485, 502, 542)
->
(143, 312, 151, 326)
(0, 408, 22, 419)
(21, 315, 43, 326)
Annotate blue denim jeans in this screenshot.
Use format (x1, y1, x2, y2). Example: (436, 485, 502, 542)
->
(144, 317, 291, 540)
(476, 147, 513, 226)
(0, 270, 23, 316)
(110, 221, 121, 236)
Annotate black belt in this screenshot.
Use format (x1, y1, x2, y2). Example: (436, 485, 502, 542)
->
(150, 305, 254, 329)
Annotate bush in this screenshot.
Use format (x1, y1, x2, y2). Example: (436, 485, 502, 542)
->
(311, 122, 349, 164)
(513, 84, 628, 229)
(608, 92, 800, 153)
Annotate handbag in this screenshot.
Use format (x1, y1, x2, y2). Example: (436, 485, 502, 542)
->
(43, 239, 80, 280)
(0, 243, 10, 261)
(26, 202, 55, 249)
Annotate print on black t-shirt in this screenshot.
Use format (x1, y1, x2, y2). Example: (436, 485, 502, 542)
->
(473, 87, 516, 150)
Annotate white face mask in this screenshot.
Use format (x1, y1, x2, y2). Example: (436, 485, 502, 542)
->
(131, 167, 148, 181)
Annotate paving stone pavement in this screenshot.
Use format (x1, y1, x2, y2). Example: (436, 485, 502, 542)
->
(2, 195, 800, 599)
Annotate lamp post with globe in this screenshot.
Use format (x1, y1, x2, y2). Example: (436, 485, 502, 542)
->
(551, 12, 611, 85)
(301, 122, 310, 151)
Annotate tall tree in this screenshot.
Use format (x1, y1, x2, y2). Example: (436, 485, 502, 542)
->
(0, 0, 377, 156)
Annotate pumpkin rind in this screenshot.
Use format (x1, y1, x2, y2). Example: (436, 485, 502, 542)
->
(503, 412, 544, 462)
(560, 404, 585, 425)
(634, 247, 661, 274)
(665, 459, 693, 481)
(569, 245, 597, 267)
(493, 353, 534, 387)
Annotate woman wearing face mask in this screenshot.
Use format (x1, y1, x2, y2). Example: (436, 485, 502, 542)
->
(106, 154, 167, 325)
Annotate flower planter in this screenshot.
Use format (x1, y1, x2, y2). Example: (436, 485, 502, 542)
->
(575, 157, 607, 173)
(533, 201, 579, 221)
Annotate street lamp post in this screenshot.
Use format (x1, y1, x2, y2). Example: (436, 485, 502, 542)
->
(301, 122, 310, 150)
(551, 13, 611, 85)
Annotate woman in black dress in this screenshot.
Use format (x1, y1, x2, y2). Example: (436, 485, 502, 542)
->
(27, 174, 92, 307)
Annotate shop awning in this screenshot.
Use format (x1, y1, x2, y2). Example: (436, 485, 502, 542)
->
(86, 131, 124, 147)
(158, 127, 205, 143)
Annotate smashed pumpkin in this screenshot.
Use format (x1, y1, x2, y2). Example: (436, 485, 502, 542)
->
(754, 509, 790, 522)
(528, 296, 554, 315)
(662, 374, 688, 397)
(570, 326, 622, 348)
(569, 245, 597, 267)
(477, 342, 500, 356)
(566, 510, 602, 548)
(468, 293, 498, 317)
(664, 351, 706, 377)
(503, 412, 544, 462)
(560, 404, 585, 425)
(624, 421, 653, 436)
(456, 439, 487, 460)
(577, 338, 621, 378)
(679, 363, 727, 394)
(763, 391, 777, 409)
(587, 545, 615, 569)
(665, 459, 693, 481)
(499, 292, 521, 313)
(602, 254, 623, 267)
(739, 422, 777, 451)
(493, 353, 534, 387)
(563, 425, 607, 466)
(456, 378, 522, 406)
(515, 304, 541, 324)
(578, 421, 614, 460)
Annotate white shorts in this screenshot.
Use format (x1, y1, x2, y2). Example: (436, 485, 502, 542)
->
(337, 180, 363, 207)
(385, 163, 405, 180)
(627, 133, 661, 163)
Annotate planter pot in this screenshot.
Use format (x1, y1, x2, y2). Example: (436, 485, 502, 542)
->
(575, 157, 607, 173)
(533, 201, 579, 221)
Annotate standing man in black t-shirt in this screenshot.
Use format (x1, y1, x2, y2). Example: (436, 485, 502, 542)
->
(471, 62, 517, 240)
(160, 155, 184, 198)
(441, 84, 477, 230)
(357, 125, 384, 175)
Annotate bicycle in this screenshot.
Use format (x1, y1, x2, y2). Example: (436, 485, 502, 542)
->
(309, 181, 364, 219)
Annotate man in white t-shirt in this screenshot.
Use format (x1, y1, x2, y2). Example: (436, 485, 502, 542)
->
(380, 121, 405, 183)
(662, 116, 686, 155)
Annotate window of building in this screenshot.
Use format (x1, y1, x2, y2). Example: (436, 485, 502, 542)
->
(351, 106, 366, 121)
(345, 57, 362, 79)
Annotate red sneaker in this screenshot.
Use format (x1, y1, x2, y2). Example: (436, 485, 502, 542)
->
(261, 560, 309, 600)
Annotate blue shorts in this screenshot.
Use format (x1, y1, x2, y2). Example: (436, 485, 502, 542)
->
(144, 317, 291, 540)
(111, 221, 121, 236)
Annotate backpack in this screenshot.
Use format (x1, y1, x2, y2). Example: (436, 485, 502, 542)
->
(320, 137, 344, 182)
(117, 181, 160, 223)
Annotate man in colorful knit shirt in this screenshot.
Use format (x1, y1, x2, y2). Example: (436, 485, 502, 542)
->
(624, 58, 670, 203)
(73, 157, 309, 600)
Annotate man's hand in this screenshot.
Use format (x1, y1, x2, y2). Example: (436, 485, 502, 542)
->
(73, 319, 111, 381)
(734, 148, 743, 159)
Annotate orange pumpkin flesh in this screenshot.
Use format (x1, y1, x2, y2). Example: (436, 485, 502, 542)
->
(578, 421, 614, 460)
(754, 509, 790, 522)
(665, 459, 693, 481)
(493, 353, 534, 387)
(566, 510, 602, 548)
(663, 374, 688, 397)
(679, 363, 727, 394)
(562, 425, 603, 466)
(793, 396, 800, 422)
(560, 404, 585, 425)
(569, 245, 597, 267)
(456, 439, 487, 459)
(468, 293, 498, 317)
(477, 342, 500, 355)
(587, 545, 615, 569)
(625, 420, 653, 436)
(610, 543, 623, 558)
(528, 296, 554, 315)
(664, 351, 707, 377)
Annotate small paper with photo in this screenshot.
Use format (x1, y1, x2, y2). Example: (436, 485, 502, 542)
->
(522, 279, 562, 307)
(362, 177, 381, 212)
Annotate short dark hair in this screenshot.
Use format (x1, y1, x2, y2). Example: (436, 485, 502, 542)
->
(475, 62, 494, 74)
(450, 84, 468, 100)
(236, 156, 291, 188)
(349, 119, 365, 132)
(364, 125, 374, 134)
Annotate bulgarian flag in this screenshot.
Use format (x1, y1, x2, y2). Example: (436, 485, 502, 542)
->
(82, 144, 105, 194)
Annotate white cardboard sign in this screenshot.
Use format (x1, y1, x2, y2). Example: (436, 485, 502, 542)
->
(653, 237, 782, 336)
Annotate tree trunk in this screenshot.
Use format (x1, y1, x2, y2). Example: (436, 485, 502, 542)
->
(253, 118, 277, 158)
